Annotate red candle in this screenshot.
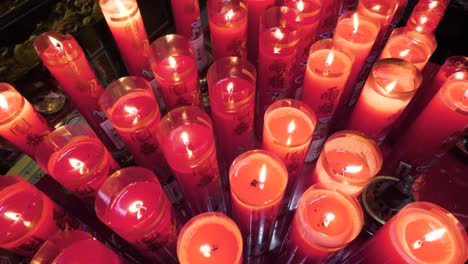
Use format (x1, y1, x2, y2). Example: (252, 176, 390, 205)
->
(170, 0, 208, 71)
(255, 6, 302, 139)
(177, 212, 243, 264)
(158, 106, 224, 216)
(242, 0, 275, 65)
(99, 76, 172, 181)
(0, 175, 81, 256)
(31, 230, 123, 264)
(380, 28, 437, 70)
(300, 39, 354, 161)
(34, 32, 124, 152)
(312, 130, 383, 196)
(262, 99, 316, 208)
(208, 0, 247, 60)
(229, 149, 288, 258)
(207, 57, 256, 178)
(35, 123, 119, 202)
(99, 0, 153, 79)
(342, 202, 468, 264)
(278, 185, 363, 263)
(347, 58, 422, 143)
(405, 0, 449, 34)
(0, 83, 49, 158)
(387, 72, 468, 176)
(332, 11, 380, 129)
(95, 167, 179, 263)
(150, 34, 199, 111)
(284, 0, 323, 99)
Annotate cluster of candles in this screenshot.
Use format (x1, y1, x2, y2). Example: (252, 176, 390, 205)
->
(0, 0, 467, 263)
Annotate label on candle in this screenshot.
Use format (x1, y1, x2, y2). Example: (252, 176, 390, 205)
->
(191, 34, 208, 71)
(99, 119, 126, 149)
(149, 79, 167, 112)
(305, 117, 331, 162)
(160, 176, 185, 206)
(305, 137, 326, 161)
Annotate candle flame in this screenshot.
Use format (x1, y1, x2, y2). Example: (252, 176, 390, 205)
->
(124, 106, 139, 125)
(454, 72, 465, 80)
(168, 56, 177, 68)
(227, 82, 234, 94)
(181, 131, 193, 158)
(415, 26, 423, 32)
(352, 13, 359, 34)
(225, 9, 234, 22)
(200, 244, 212, 258)
(322, 212, 336, 227)
(399, 49, 410, 57)
(296, 0, 305, 12)
(371, 5, 381, 11)
(0, 94, 8, 111)
(420, 16, 428, 25)
(128, 200, 147, 220)
(48, 35, 63, 51)
(274, 28, 285, 40)
(273, 47, 281, 54)
(286, 119, 296, 145)
(412, 228, 446, 249)
(384, 80, 397, 93)
(325, 52, 334, 68)
(115, 0, 128, 13)
(3, 212, 31, 227)
(343, 165, 363, 174)
(258, 164, 266, 190)
(428, 1, 438, 10)
(69, 158, 88, 175)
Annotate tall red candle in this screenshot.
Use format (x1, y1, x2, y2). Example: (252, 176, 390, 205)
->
(170, 0, 208, 72)
(386, 72, 468, 177)
(347, 58, 422, 143)
(158, 106, 225, 216)
(150, 34, 200, 111)
(242, 0, 275, 65)
(35, 123, 119, 203)
(99, 0, 153, 79)
(0, 175, 81, 256)
(278, 185, 363, 263)
(208, 0, 247, 60)
(312, 130, 383, 197)
(207, 57, 256, 180)
(405, 0, 449, 34)
(262, 99, 316, 209)
(99, 76, 172, 181)
(34, 32, 124, 152)
(177, 212, 243, 264)
(342, 202, 468, 264)
(0, 83, 49, 158)
(31, 230, 124, 264)
(380, 28, 437, 70)
(255, 6, 302, 139)
(300, 39, 354, 161)
(95, 167, 179, 263)
(332, 11, 380, 129)
(229, 149, 288, 259)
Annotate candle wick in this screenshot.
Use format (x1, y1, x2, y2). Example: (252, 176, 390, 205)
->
(250, 179, 258, 187)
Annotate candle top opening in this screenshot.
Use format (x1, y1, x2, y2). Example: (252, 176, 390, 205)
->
(99, 0, 139, 20)
(284, 0, 322, 24)
(209, 3, 247, 27)
(308, 49, 353, 78)
(210, 77, 255, 109)
(335, 13, 380, 44)
(440, 76, 468, 114)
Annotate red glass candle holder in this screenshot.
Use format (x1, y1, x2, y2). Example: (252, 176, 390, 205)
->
(207, 0, 247, 60)
(386, 72, 468, 176)
(35, 123, 120, 202)
(0, 83, 49, 158)
(342, 202, 468, 264)
(0, 175, 81, 256)
(150, 34, 200, 111)
(262, 99, 316, 209)
(157, 106, 224, 216)
(94, 166, 179, 263)
(229, 149, 288, 259)
(99, 76, 172, 181)
(301, 38, 354, 161)
(347, 58, 423, 143)
(207, 56, 256, 177)
(278, 185, 363, 263)
(99, 0, 152, 79)
(405, 0, 449, 34)
(170, 0, 208, 72)
(380, 28, 437, 70)
(34, 32, 124, 152)
(255, 6, 302, 139)
(312, 130, 383, 197)
(177, 212, 243, 264)
(31, 230, 124, 264)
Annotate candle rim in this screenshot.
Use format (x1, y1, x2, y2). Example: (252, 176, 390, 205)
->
(208, 2, 248, 28)
(358, 0, 399, 17)
(177, 212, 243, 264)
(440, 73, 468, 115)
(334, 11, 381, 45)
(389, 202, 468, 264)
(99, 0, 139, 21)
(0, 83, 27, 126)
(284, 0, 322, 24)
(34, 32, 81, 66)
(150, 34, 195, 63)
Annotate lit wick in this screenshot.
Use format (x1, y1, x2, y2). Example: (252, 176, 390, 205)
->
(342, 165, 363, 178)
(4, 212, 31, 227)
(124, 105, 139, 125)
(324, 52, 334, 76)
(226, 82, 234, 104)
(399, 49, 410, 57)
(0, 94, 8, 111)
(48, 35, 63, 51)
(225, 9, 234, 24)
(322, 212, 336, 227)
(286, 119, 296, 145)
(352, 12, 359, 34)
(69, 158, 89, 175)
(200, 244, 218, 258)
(128, 200, 147, 220)
(168, 56, 180, 81)
(411, 228, 446, 249)
(273, 28, 284, 54)
(181, 131, 193, 158)
(384, 80, 397, 94)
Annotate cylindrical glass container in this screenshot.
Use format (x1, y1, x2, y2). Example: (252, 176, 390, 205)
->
(405, 0, 450, 33)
